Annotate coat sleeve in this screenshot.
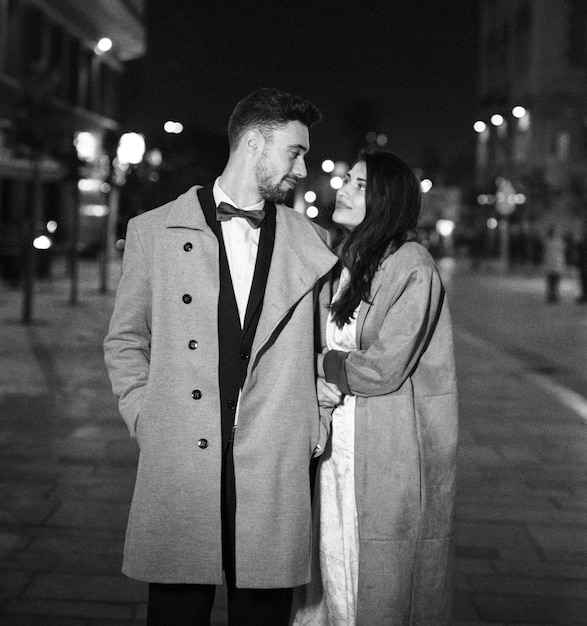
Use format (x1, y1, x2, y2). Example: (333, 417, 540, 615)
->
(103, 219, 152, 436)
(313, 273, 335, 456)
(324, 262, 444, 397)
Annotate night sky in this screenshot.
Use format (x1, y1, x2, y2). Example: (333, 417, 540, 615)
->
(138, 0, 480, 171)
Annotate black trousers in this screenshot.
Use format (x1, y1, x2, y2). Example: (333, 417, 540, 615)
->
(146, 439, 293, 626)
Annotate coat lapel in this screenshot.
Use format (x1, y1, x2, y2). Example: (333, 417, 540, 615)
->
(250, 208, 337, 365)
(242, 201, 276, 341)
(164, 186, 210, 231)
(197, 184, 241, 336)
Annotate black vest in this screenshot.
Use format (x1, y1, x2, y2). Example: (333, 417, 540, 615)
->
(197, 185, 276, 450)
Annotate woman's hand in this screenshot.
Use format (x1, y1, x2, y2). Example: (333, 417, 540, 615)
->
(317, 376, 342, 408)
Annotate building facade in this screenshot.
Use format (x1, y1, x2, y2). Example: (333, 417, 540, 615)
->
(475, 0, 587, 236)
(0, 0, 145, 282)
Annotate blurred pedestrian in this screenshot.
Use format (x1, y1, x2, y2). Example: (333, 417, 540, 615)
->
(291, 151, 458, 625)
(575, 229, 587, 304)
(542, 225, 566, 303)
(104, 88, 338, 626)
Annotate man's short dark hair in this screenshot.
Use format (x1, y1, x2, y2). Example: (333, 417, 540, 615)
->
(227, 88, 322, 149)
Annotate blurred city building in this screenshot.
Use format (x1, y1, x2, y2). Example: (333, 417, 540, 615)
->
(0, 0, 145, 289)
(474, 0, 587, 244)
(120, 1, 229, 208)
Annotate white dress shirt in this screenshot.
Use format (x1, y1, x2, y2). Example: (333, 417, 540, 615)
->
(212, 178, 263, 327)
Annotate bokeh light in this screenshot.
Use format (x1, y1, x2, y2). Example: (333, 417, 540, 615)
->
(330, 176, 343, 190)
(95, 38, 112, 54)
(117, 133, 146, 165)
(420, 179, 433, 193)
(321, 159, 335, 173)
(74, 132, 98, 162)
(164, 121, 184, 134)
(33, 235, 52, 250)
(436, 219, 455, 237)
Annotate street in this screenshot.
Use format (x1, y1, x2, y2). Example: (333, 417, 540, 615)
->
(0, 257, 586, 625)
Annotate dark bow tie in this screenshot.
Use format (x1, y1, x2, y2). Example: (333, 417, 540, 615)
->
(216, 201, 265, 229)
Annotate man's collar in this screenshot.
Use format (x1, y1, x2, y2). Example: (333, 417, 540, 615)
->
(213, 177, 264, 211)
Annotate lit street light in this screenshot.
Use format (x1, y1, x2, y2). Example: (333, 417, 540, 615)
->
(95, 38, 112, 55)
(421, 178, 433, 193)
(164, 121, 184, 134)
(116, 132, 146, 166)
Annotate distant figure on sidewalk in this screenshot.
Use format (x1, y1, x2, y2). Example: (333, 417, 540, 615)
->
(104, 88, 338, 626)
(575, 229, 587, 304)
(543, 225, 566, 303)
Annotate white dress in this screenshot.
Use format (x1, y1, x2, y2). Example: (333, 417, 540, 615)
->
(292, 269, 360, 626)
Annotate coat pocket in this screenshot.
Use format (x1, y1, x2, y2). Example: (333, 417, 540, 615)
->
(356, 394, 421, 540)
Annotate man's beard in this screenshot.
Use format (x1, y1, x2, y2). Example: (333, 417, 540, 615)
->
(256, 156, 295, 204)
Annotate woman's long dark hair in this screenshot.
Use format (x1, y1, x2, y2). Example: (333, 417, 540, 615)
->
(330, 150, 423, 328)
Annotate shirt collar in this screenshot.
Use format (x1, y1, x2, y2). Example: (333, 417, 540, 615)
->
(213, 177, 265, 212)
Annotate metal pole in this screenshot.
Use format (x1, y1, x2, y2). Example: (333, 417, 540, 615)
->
(498, 216, 510, 272)
(98, 207, 109, 294)
(99, 183, 120, 294)
(21, 159, 41, 324)
(69, 180, 80, 305)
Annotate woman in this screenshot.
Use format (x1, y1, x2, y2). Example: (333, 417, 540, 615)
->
(292, 151, 458, 625)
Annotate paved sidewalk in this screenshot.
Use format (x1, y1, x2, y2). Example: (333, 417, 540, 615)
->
(452, 330, 587, 624)
(0, 258, 586, 624)
(444, 262, 587, 625)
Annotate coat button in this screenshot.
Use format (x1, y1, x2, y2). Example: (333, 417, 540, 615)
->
(192, 389, 202, 400)
(183, 242, 193, 251)
(188, 339, 198, 350)
(197, 438, 208, 449)
(240, 352, 249, 361)
(182, 294, 192, 304)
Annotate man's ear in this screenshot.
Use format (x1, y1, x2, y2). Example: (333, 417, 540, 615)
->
(244, 129, 264, 156)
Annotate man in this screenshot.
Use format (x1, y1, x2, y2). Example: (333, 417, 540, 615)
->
(104, 88, 338, 625)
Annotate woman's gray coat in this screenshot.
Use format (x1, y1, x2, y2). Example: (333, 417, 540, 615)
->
(104, 186, 337, 587)
(326, 242, 458, 625)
